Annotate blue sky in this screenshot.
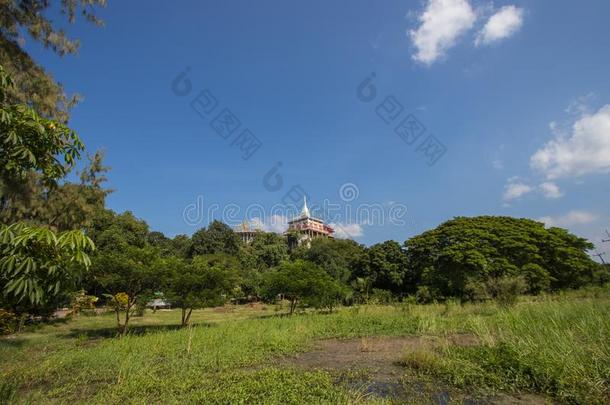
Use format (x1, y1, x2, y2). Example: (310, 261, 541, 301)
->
(24, 0, 610, 258)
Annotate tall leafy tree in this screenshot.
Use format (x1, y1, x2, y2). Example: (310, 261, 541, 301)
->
(0, 0, 106, 121)
(0, 65, 84, 201)
(291, 238, 366, 284)
(0, 67, 94, 316)
(405, 216, 600, 300)
(0, 222, 94, 312)
(247, 232, 289, 269)
(190, 220, 241, 257)
(262, 260, 348, 314)
(93, 245, 160, 335)
(364, 241, 410, 294)
(88, 209, 161, 335)
(163, 255, 239, 326)
(0, 151, 112, 230)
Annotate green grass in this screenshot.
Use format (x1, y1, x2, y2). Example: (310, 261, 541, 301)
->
(402, 295, 610, 403)
(2, 289, 609, 404)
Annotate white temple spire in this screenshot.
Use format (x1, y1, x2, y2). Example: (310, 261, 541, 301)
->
(301, 195, 311, 218)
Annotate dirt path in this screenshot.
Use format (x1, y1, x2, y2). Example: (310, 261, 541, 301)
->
(277, 335, 547, 404)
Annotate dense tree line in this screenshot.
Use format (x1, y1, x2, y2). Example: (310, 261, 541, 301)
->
(72, 209, 605, 335)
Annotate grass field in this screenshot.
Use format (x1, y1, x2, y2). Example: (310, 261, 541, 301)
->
(1, 288, 609, 404)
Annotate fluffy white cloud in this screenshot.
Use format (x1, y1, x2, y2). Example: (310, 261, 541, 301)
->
(329, 223, 364, 239)
(539, 182, 563, 199)
(251, 215, 288, 233)
(538, 210, 598, 227)
(530, 105, 610, 179)
(503, 179, 565, 201)
(409, 0, 476, 65)
(503, 181, 533, 201)
(475, 5, 524, 46)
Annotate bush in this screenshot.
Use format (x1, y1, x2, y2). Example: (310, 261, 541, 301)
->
(487, 276, 526, 307)
(463, 279, 489, 302)
(521, 263, 551, 294)
(415, 286, 439, 304)
(133, 301, 147, 317)
(367, 288, 394, 304)
(0, 308, 17, 335)
(69, 290, 99, 316)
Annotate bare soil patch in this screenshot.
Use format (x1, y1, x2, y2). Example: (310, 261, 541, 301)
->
(278, 335, 478, 374)
(277, 335, 548, 404)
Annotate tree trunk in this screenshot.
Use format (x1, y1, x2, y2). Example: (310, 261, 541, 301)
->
(289, 299, 297, 314)
(181, 308, 186, 326)
(122, 300, 134, 336)
(184, 308, 193, 326)
(115, 307, 122, 335)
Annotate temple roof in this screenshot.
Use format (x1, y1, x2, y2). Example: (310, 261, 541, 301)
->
(301, 196, 310, 218)
(288, 196, 326, 224)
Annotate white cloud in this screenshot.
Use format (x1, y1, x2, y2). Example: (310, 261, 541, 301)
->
(475, 5, 524, 46)
(530, 104, 610, 179)
(251, 215, 288, 234)
(329, 223, 364, 239)
(492, 159, 504, 170)
(409, 0, 477, 65)
(503, 181, 533, 201)
(539, 182, 563, 199)
(565, 93, 595, 116)
(538, 210, 598, 227)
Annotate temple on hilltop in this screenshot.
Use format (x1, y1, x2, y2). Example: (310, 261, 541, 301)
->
(286, 197, 334, 248)
(235, 197, 334, 248)
(234, 220, 262, 244)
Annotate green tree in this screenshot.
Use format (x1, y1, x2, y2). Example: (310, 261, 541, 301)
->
(364, 241, 410, 294)
(88, 209, 160, 335)
(0, 151, 111, 230)
(262, 260, 347, 314)
(0, 222, 94, 313)
(291, 238, 366, 284)
(147, 231, 172, 254)
(0, 66, 94, 319)
(88, 210, 149, 251)
(405, 216, 599, 300)
(189, 220, 241, 257)
(232, 232, 289, 300)
(163, 255, 239, 326)
(0, 65, 84, 201)
(147, 232, 192, 259)
(170, 234, 192, 259)
(93, 246, 161, 335)
(1, 0, 106, 121)
(249, 232, 289, 269)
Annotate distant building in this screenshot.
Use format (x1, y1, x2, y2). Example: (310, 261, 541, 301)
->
(146, 298, 171, 310)
(286, 197, 334, 248)
(234, 220, 262, 244)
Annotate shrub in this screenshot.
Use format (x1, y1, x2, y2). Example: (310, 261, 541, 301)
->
(487, 276, 526, 307)
(69, 290, 99, 316)
(463, 279, 489, 302)
(367, 288, 394, 304)
(521, 263, 551, 294)
(0, 308, 17, 335)
(415, 286, 439, 304)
